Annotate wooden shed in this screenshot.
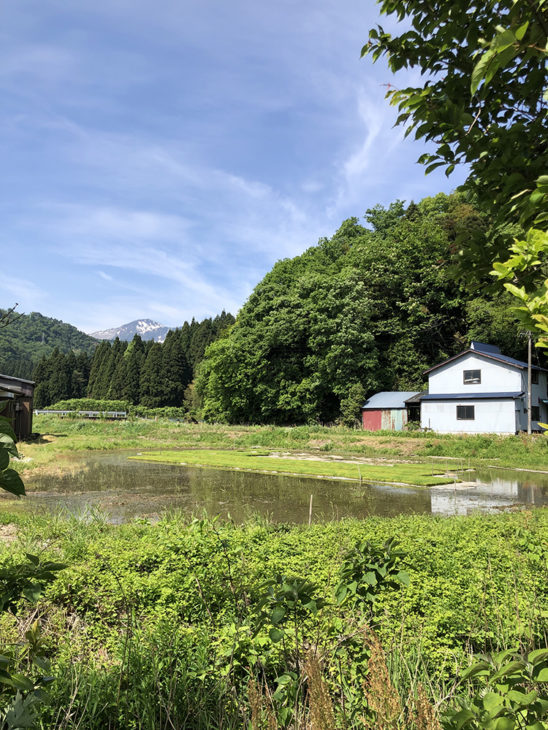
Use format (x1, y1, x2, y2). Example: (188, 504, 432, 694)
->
(0, 373, 35, 440)
(362, 391, 420, 431)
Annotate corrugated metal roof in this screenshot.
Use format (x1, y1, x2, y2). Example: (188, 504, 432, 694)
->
(422, 392, 523, 401)
(470, 341, 501, 354)
(0, 373, 35, 386)
(424, 349, 547, 374)
(405, 391, 427, 404)
(486, 352, 547, 371)
(362, 391, 420, 409)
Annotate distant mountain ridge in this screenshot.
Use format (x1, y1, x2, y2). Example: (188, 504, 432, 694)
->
(0, 310, 98, 380)
(90, 319, 170, 343)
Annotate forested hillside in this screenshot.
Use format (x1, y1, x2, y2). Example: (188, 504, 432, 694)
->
(0, 310, 98, 379)
(197, 193, 534, 424)
(33, 312, 235, 408)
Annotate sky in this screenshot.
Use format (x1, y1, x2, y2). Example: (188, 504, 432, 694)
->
(1, 0, 468, 334)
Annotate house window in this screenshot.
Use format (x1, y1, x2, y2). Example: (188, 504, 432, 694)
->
(531, 370, 539, 385)
(531, 406, 540, 421)
(457, 405, 475, 420)
(463, 369, 481, 384)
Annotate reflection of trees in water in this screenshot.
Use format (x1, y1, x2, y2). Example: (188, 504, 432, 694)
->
(22, 455, 548, 523)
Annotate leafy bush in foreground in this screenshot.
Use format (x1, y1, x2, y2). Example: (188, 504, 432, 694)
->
(0, 509, 546, 728)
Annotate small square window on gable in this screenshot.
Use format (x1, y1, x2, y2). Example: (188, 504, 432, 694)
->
(463, 369, 481, 384)
(531, 370, 539, 385)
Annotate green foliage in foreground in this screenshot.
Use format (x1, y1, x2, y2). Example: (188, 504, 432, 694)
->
(0, 411, 24, 497)
(0, 510, 546, 728)
(0, 555, 66, 730)
(0, 412, 67, 729)
(132, 448, 458, 486)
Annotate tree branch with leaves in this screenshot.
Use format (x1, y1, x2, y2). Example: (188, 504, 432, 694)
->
(364, 0, 547, 345)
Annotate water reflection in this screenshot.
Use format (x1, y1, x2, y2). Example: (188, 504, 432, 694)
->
(431, 468, 548, 516)
(4, 452, 547, 523)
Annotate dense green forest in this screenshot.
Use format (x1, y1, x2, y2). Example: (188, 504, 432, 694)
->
(197, 193, 539, 425)
(32, 312, 235, 409)
(0, 310, 98, 379)
(22, 194, 542, 422)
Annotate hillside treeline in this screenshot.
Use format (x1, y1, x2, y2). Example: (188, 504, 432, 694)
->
(0, 311, 97, 380)
(197, 193, 534, 424)
(33, 312, 234, 409)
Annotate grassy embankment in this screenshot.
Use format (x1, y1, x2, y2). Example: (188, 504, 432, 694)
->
(0, 508, 546, 728)
(131, 449, 454, 486)
(11, 415, 548, 487)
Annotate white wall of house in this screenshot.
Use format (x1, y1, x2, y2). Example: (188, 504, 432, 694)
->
(422, 348, 548, 434)
(428, 353, 522, 394)
(421, 398, 517, 434)
(518, 371, 548, 429)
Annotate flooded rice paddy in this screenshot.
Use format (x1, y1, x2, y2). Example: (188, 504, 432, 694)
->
(6, 451, 548, 523)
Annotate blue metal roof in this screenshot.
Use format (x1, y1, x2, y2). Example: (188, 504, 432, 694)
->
(362, 391, 420, 409)
(425, 349, 548, 374)
(470, 341, 501, 354)
(488, 352, 547, 370)
(421, 392, 523, 401)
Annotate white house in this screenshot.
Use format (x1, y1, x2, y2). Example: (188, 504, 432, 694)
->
(420, 341, 548, 434)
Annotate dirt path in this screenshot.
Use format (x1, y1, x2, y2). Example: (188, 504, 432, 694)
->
(0, 524, 17, 544)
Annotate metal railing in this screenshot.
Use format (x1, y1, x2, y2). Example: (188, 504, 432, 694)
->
(34, 410, 127, 419)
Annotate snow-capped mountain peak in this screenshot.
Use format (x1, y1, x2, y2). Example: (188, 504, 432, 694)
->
(90, 319, 171, 343)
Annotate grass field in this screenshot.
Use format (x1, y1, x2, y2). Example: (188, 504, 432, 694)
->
(131, 448, 458, 486)
(11, 415, 548, 480)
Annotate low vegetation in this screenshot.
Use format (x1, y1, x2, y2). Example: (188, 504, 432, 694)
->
(131, 449, 458, 486)
(0, 509, 546, 728)
(13, 416, 548, 481)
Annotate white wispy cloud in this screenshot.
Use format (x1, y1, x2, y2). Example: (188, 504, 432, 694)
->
(1, 0, 468, 334)
(0, 274, 47, 313)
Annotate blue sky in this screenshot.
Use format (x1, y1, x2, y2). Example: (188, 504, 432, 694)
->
(1, 0, 467, 333)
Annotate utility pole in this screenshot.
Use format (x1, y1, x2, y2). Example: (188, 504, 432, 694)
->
(527, 331, 532, 435)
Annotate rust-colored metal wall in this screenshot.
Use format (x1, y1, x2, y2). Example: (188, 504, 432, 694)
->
(362, 408, 408, 431)
(362, 409, 382, 430)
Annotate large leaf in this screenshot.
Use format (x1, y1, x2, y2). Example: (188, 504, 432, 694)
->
(0, 449, 9, 470)
(0, 468, 25, 496)
(529, 648, 548, 665)
(0, 433, 18, 457)
(0, 417, 17, 442)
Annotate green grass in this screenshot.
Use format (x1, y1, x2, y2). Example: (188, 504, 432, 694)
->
(130, 448, 459, 485)
(14, 415, 548, 480)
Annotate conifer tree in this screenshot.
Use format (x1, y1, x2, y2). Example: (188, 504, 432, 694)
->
(33, 355, 53, 408)
(140, 342, 164, 407)
(162, 330, 192, 406)
(189, 318, 215, 369)
(48, 349, 72, 403)
(87, 341, 111, 397)
(72, 353, 91, 398)
(107, 343, 128, 400)
(122, 335, 145, 404)
(94, 338, 125, 398)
